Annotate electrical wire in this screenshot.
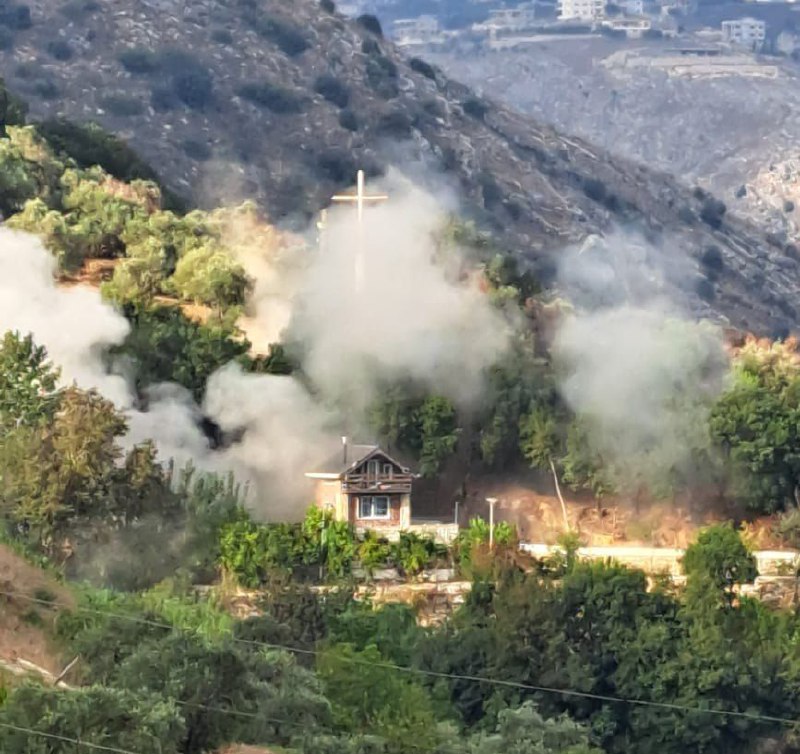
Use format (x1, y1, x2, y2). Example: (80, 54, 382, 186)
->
(0, 721, 142, 754)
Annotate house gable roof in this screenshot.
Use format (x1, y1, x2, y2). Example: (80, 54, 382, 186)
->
(306, 444, 412, 478)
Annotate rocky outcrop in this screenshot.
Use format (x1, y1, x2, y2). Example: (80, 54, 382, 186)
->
(2, 0, 799, 333)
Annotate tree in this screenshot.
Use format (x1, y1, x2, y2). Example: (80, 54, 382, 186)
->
(0, 684, 185, 754)
(0, 331, 60, 429)
(416, 396, 459, 477)
(169, 243, 251, 316)
(682, 523, 757, 595)
(317, 643, 440, 752)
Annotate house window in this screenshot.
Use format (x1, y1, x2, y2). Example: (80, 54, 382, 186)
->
(367, 460, 380, 478)
(358, 496, 391, 520)
(382, 463, 393, 478)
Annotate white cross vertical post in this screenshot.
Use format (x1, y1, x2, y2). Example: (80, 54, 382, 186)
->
(330, 170, 388, 293)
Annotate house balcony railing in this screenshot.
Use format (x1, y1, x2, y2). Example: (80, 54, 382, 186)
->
(342, 473, 413, 493)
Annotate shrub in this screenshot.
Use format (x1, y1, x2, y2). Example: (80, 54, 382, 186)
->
(338, 109, 358, 131)
(150, 85, 178, 112)
(172, 67, 214, 109)
(100, 94, 144, 117)
(785, 199, 795, 213)
(314, 74, 350, 108)
(58, 0, 99, 16)
(0, 3, 32, 31)
(320, 0, 336, 12)
(365, 55, 399, 99)
(677, 205, 696, 225)
(409, 57, 436, 80)
(462, 97, 488, 119)
(181, 138, 212, 162)
(45, 39, 73, 61)
(375, 110, 413, 139)
(361, 37, 381, 55)
(695, 276, 715, 302)
(118, 47, 160, 75)
(246, 13, 309, 56)
(32, 79, 59, 99)
(236, 81, 305, 114)
(315, 150, 358, 184)
(700, 244, 723, 273)
(357, 13, 383, 37)
(700, 197, 726, 229)
(582, 177, 607, 203)
(210, 28, 233, 44)
(0, 27, 12, 50)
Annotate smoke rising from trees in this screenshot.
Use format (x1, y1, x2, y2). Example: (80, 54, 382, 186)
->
(553, 231, 730, 495)
(0, 173, 509, 517)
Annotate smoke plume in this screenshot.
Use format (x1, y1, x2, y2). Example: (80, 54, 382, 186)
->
(554, 231, 729, 494)
(0, 170, 508, 518)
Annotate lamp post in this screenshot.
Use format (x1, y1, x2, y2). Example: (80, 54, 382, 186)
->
(486, 497, 498, 549)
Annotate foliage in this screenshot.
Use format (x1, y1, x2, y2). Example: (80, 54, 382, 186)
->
(237, 81, 306, 113)
(314, 74, 350, 108)
(0, 331, 60, 429)
(169, 243, 251, 314)
(108, 306, 250, 401)
(682, 523, 757, 593)
(0, 684, 185, 753)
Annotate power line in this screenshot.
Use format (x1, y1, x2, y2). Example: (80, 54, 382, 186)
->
(0, 721, 142, 754)
(5, 587, 800, 729)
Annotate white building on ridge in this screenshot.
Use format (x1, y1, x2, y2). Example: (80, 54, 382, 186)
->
(721, 17, 766, 50)
(392, 15, 441, 46)
(558, 0, 606, 21)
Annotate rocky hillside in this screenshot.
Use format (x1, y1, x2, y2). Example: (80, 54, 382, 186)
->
(1, 0, 799, 334)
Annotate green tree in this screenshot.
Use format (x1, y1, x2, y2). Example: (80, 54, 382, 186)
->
(682, 523, 757, 595)
(0, 684, 185, 754)
(416, 395, 459, 477)
(0, 331, 60, 429)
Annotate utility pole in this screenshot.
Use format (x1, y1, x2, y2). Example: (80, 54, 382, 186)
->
(486, 497, 498, 549)
(330, 170, 388, 293)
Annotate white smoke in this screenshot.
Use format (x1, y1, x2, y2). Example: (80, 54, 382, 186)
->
(554, 230, 729, 493)
(0, 171, 508, 517)
(285, 170, 511, 410)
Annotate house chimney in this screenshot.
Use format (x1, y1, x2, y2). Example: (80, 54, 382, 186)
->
(342, 436, 348, 465)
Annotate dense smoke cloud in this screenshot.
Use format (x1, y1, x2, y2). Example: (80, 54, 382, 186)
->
(0, 171, 508, 517)
(554, 231, 729, 492)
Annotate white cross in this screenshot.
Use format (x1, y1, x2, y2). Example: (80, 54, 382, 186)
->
(329, 170, 388, 292)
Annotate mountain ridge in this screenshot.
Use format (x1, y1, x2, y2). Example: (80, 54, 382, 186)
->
(0, 0, 797, 334)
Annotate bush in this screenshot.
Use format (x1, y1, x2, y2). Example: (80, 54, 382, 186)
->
(582, 177, 607, 202)
(700, 244, 723, 273)
(462, 97, 489, 119)
(315, 150, 358, 184)
(361, 37, 381, 55)
(58, 0, 99, 16)
(0, 27, 12, 50)
(700, 197, 726, 229)
(246, 13, 309, 56)
(785, 199, 795, 213)
(320, 0, 336, 12)
(409, 57, 436, 80)
(237, 81, 305, 114)
(210, 28, 233, 44)
(181, 138, 212, 162)
(695, 276, 715, 302)
(314, 74, 350, 108)
(45, 39, 73, 61)
(32, 79, 59, 99)
(375, 109, 413, 139)
(365, 55, 399, 99)
(118, 47, 160, 75)
(357, 13, 383, 37)
(100, 94, 144, 117)
(172, 67, 214, 109)
(338, 109, 358, 131)
(150, 85, 178, 112)
(0, 2, 32, 31)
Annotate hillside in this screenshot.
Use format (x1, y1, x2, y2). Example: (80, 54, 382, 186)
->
(0, 0, 798, 335)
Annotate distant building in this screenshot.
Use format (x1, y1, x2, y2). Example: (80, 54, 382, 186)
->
(481, 4, 538, 30)
(602, 16, 652, 35)
(558, 0, 606, 21)
(721, 17, 766, 50)
(392, 15, 441, 46)
(620, 0, 645, 15)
